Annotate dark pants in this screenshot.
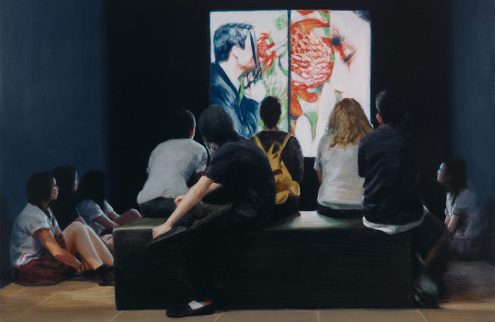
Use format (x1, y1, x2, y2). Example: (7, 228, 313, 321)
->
(270, 195, 300, 225)
(409, 212, 448, 297)
(316, 203, 362, 219)
(139, 197, 176, 218)
(173, 202, 256, 301)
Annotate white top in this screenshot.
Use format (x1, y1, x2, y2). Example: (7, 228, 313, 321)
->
(446, 189, 483, 239)
(314, 133, 364, 209)
(10, 203, 59, 268)
(137, 139, 208, 204)
(77, 199, 114, 235)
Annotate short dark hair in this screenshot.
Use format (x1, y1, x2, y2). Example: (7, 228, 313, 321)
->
(213, 23, 253, 63)
(375, 90, 405, 125)
(52, 166, 77, 200)
(78, 170, 106, 207)
(171, 108, 196, 139)
(445, 158, 468, 193)
(27, 172, 54, 206)
(198, 106, 237, 145)
(260, 96, 281, 129)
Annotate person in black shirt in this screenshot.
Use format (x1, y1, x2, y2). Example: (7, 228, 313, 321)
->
(151, 106, 275, 317)
(358, 90, 448, 307)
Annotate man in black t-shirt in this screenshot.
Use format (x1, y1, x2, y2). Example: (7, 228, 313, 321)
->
(151, 106, 275, 318)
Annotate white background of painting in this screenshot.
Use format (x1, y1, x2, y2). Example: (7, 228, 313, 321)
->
(293, 11, 371, 157)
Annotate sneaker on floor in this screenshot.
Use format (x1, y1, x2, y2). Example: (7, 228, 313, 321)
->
(166, 302, 215, 318)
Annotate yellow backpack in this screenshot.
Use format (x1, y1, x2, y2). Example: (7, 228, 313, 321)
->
(253, 134, 301, 205)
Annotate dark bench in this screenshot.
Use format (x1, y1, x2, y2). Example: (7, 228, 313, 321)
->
(113, 211, 413, 310)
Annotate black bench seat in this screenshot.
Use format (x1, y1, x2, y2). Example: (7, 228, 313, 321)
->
(113, 211, 413, 310)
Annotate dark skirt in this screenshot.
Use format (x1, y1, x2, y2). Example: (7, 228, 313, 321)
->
(15, 255, 73, 286)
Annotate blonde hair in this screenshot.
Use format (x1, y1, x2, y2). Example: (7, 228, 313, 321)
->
(328, 98, 372, 147)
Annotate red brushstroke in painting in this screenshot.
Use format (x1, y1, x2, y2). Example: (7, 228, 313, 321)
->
(257, 32, 277, 74)
(290, 13, 334, 120)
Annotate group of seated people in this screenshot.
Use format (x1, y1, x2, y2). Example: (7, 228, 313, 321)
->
(10, 89, 486, 317)
(10, 168, 141, 286)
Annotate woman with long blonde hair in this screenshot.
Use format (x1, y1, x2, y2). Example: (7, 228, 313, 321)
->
(314, 98, 372, 217)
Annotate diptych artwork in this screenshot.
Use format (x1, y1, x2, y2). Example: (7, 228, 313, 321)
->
(210, 10, 370, 156)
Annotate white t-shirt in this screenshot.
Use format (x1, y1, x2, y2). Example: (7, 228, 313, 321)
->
(314, 134, 364, 209)
(10, 203, 59, 268)
(137, 139, 208, 204)
(76, 199, 114, 235)
(446, 189, 483, 239)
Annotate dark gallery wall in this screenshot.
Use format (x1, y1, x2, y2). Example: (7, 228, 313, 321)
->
(451, 0, 495, 258)
(0, 0, 108, 283)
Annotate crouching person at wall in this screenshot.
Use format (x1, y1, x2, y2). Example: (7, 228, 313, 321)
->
(10, 172, 114, 286)
(150, 106, 275, 318)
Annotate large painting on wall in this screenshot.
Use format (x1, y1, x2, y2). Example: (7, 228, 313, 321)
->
(210, 10, 370, 156)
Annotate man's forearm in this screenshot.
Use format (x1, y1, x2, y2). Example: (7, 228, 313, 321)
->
(165, 176, 213, 228)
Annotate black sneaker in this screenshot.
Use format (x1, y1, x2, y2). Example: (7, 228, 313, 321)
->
(414, 285, 439, 308)
(95, 266, 114, 286)
(146, 226, 188, 249)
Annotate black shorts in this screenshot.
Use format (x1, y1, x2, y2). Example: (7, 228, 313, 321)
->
(317, 203, 362, 219)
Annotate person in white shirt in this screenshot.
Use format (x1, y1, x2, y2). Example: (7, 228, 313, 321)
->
(437, 159, 485, 257)
(77, 170, 141, 235)
(314, 98, 371, 218)
(137, 109, 208, 218)
(10, 172, 113, 286)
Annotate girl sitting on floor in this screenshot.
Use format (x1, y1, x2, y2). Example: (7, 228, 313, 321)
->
(51, 166, 114, 251)
(10, 172, 114, 286)
(437, 159, 486, 259)
(76, 170, 141, 237)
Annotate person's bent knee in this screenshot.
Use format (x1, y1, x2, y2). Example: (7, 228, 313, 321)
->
(128, 208, 142, 219)
(65, 221, 86, 233)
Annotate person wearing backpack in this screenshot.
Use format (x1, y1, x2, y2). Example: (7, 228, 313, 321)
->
(253, 96, 303, 223)
(314, 98, 371, 218)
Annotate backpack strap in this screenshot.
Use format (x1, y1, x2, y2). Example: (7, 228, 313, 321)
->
(278, 134, 292, 153)
(253, 135, 267, 153)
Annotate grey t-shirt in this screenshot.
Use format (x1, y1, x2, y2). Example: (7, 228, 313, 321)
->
(137, 139, 207, 204)
(10, 203, 59, 268)
(76, 199, 114, 235)
(446, 189, 484, 239)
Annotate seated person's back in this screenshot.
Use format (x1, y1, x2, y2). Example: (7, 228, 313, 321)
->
(359, 121, 423, 228)
(358, 90, 448, 306)
(137, 109, 207, 217)
(252, 96, 303, 220)
(314, 98, 371, 216)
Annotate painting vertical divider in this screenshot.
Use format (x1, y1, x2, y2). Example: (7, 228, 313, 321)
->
(287, 10, 292, 133)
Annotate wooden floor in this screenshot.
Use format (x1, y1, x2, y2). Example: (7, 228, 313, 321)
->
(1, 261, 494, 322)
